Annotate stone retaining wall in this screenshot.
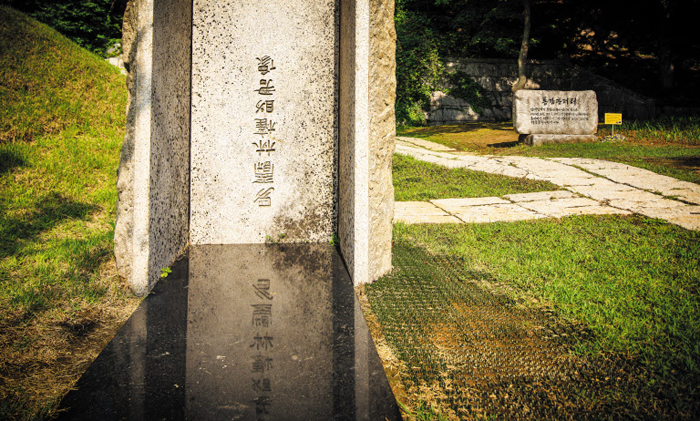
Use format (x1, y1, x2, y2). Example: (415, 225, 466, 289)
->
(428, 58, 656, 125)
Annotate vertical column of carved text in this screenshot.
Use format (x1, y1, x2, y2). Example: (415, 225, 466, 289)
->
(253, 56, 277, 206)
(251, 279, 274, 419)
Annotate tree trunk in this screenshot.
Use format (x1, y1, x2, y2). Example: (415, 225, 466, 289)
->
(657, 0, 674, 90)
(512, 0, 531, 92)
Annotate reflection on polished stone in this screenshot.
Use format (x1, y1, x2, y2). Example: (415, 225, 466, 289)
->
(57, 244, 400, 420)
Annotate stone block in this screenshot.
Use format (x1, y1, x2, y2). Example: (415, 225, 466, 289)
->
(453, 204, 545, 223)
(503, 190, 575, 202)
(115, 0, 192, 295)
(115, 0, 397, 293)
(513, 90, 598, 135)
(190, 0, 337, 245)
(524, 134, 597, 146)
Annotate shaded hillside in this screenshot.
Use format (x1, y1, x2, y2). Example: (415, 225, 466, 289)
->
(0, 7, 137, 421)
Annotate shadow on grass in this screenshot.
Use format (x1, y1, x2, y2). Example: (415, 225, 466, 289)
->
(0, 192, 98, 258)
(641, 155, 700, 172)
(399, 122, 513, 137)
(487, 140, 523, 148)
(0, 149, 25, 175)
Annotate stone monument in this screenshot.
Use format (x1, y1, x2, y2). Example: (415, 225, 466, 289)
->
(513, 90, 598, 146)
(58, 1, 402, 418)
(115, 0, 396, 295)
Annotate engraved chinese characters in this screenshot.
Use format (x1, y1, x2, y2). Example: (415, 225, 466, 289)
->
(190, 0, 338, 245)
(186, 245, 338, 419)
(251, 278, 274, 419)
(253, 56, 277, 207)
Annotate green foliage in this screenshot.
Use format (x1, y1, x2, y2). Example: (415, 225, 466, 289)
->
(394, 0, 524, 125)
(398, 400, 450, 421)
(390, 217, 700, 381)
(395, 3, 443, 125)
(394, 0, 700, 107)
(369, 217, 700, 417)
(0, 6, 126, 143)
(597, 117, 700, 145)
(445, 71, 490, 114)
(0, 0, 127, 55)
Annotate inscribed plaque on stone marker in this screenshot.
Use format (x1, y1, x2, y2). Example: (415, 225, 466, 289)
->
(190, 0, 337, 245)
(513, 90, 598, 135)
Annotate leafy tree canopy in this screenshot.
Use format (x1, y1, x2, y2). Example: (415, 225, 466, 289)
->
(0, 0, 128, 55)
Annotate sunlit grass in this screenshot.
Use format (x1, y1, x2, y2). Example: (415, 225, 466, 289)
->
(368, 217, 700, 418)
(398, 121, 700, 184)
(393, 154, 559, 201)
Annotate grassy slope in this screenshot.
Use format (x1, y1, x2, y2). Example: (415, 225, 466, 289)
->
(0, 7, 138, 420)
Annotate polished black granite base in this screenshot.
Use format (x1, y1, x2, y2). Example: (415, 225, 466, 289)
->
(57, 244, 400, 420)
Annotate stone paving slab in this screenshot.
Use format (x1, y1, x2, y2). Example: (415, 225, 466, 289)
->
(453, 204, 546, 223)
(575, 188, 687, 209)
(553, 157, 700, 205)
(519, 198, 621, 218)
(395, 214, 463, 224)
(395, 201, 450, 216)
(394, 201, 463, 224)
(393, 142, 700, 231)
(631, 206, 700, 231)
(565, 206, 633, 216)
(432, 197, 511, 212)
(504, 190, 576, 202)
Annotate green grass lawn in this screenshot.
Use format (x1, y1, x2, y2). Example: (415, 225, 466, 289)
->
(369, 218, 700, 419)
(397, 121, 700, 185)
(0, 7, 137, 420)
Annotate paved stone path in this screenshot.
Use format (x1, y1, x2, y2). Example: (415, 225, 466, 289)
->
(395, 138, 700, 231)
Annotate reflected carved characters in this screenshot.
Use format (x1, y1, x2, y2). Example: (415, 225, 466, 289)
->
(530, 95, 588, 126)
(253, 56, 278, 207)
(250, 278, 274, 420)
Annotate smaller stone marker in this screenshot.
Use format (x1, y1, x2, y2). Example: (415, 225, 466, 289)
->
(513, 90, 598, 146)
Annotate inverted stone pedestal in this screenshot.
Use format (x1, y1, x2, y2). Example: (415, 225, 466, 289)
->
(525, 134, 597, 146)
(57, 244, 400, 420)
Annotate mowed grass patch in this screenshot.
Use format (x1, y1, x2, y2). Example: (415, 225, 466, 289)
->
(393, 153, 558, 201)
(369, 217, 700, 418)
(0, 7, 138, 420)
(398, 121, 700, 184)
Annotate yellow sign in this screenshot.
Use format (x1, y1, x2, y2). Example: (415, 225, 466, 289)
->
(605, 113, 622, 125)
